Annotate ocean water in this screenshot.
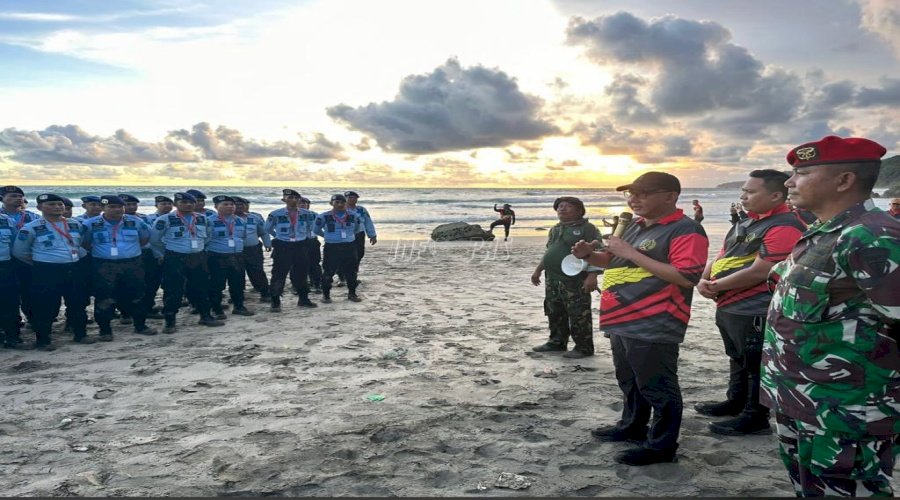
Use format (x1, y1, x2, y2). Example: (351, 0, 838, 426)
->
(14, 186, 896, 240)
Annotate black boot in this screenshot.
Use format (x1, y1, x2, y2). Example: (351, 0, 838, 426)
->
(211, 307, 227, 321)
(163, 314, 177, 334)
(694, 399, 745, 417)
(133, 321, 158, 336)
(348, 293, 362, 302)
(708, 413, 771, 436)
(198, 314, 224, 327)
(297, 293, 317, 308)
(271, 296, 282, 312)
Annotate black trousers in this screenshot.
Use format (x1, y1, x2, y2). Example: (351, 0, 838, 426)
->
(307, 239, 322, 287)
(610, 334, 682, 451)
(489, 219, 511, 237)
(269, 239, 310, 297)
(208, 252, 245, 310)
(0, 260, 20, 342)
(141, 248, 162, 313)
(322, 242, 358, 294)
(339, 233, 365, 281)
(715, 309, 768, 417)
(93, 257, 147, 334)
(31, 261, 88, 344)
(14, 258, 32, 322)
(162, 251, 210, 317)
(241, 244, 269, 295)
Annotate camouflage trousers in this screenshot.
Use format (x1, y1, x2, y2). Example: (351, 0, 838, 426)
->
(775, 412, 899, 497)
(543, 276, 593, 354)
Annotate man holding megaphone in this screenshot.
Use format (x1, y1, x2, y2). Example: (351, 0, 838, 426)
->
(572, 172, 709, 466)
(530, 196, 601, 358)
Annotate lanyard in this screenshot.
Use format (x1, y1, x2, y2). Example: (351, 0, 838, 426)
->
(47, 218, 75, 247)
(13, 212, 27, 229)
(106, 217, 123, 244)
(223, 216, 235, 237)
(175, 212, 196, 237)
(333, 211, 349, 227)
(288, 209, 298, 234)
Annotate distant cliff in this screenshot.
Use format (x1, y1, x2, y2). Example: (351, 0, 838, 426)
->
(877, 155, 900, 197)
(715, 181, 744, 189)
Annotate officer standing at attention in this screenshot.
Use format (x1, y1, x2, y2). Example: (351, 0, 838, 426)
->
(186, 189, 216, 218)
(299, 196, 323, 293)
(150, 192, 223, 333)
(2, 186, 40, 330)
(530, 196, 601, 358)
(12, 193, 93, 350)
(264, 189, 317, 312)
(315, 194, 362, 303)
(78, 196, 103, 221)
(116, 193, 148, 325)
(83, 195, 157, 340)
(761, 136, 899, 497)
(0, 211, 25, 349)
(694, 170, 805, 436)
(572, 172, 709, 466)
(207, 195, 254, 318)
(344, 191, 376, 286)
(142, 195, 174, 318)
(234, 196, 271, 301)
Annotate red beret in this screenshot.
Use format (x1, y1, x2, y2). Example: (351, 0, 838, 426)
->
(786, 136, 886, 168)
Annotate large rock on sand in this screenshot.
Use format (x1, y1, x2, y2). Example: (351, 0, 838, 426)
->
(431, 222, 496, 241)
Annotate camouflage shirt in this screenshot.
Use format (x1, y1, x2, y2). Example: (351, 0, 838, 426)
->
(760, 199, 900, 437)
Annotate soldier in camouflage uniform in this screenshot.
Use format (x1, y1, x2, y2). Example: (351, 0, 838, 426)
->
(762, 136, 900, 497)
(531, 196, 600, 358)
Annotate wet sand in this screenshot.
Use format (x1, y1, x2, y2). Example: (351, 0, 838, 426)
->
(1, 230, 895, 496)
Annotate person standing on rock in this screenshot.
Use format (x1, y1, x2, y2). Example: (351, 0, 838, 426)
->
(530, 196, 600, 358)
(489, 203, 516, 241)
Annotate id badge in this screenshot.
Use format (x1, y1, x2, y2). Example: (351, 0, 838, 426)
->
(71, 250, 79, 260)
(290, 236, 296, 242)
(228, 239, 235, 248)
(110, 247, 119, 257)
(341, 230, 347, 239)
(191, 239, 200, 249)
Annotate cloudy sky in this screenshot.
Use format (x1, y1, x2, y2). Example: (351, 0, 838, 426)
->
(1, 0, 898, 187)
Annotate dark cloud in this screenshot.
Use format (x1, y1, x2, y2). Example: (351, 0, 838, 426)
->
(567, 12, 804, 135)
(662, 136, 692, 156)
(0, 122, 346, 166)
(605, 74, 658, 124)
(855, 77, 900, 107)
(327, 58, 559, 154)
(577, 119, 694, 164)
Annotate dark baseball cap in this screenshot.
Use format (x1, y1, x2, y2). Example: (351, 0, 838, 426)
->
(616, 172, 681, 194)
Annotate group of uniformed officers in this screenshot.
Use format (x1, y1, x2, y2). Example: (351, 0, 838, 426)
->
(0, 187, 376, 351)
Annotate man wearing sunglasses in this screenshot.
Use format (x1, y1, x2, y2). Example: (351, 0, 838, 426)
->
(572, 171, 708, 466)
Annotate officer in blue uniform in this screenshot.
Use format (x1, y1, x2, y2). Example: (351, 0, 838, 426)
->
(264, 189, 318, 311)
(119, 193, 164, 321)
(150, 192, 223, 333)
(12, 193, 92, 350)
(299, 196, 323, 294)
(207, 195, 255, 318)
(78, 196, 103, 221)
(142, 195, 174, 317)
(61, 197, 74, 218)
(314, 194, 362, 303)
(234, 196, 271, 301)
(0, 212, 25, 348)
(2, 186, 41, 331)
(83, 195, 157, 340)
(186, 189, 216, 218)
(343, 191, 377, 287)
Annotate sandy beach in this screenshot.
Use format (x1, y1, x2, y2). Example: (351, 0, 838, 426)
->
(0, 227, 895, 497)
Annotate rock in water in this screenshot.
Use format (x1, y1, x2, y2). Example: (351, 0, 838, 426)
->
(431, 222, 496, 241)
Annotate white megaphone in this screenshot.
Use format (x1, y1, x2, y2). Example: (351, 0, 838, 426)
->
(561, 254, 605, 276)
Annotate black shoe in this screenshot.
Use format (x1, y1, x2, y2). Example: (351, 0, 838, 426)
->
(163, 315, 177, 334)
(212, 310, 227, 321)
(708, 414, 772, 436)
(321, 296, 332, 304)
(590, 425, 647, 444)
(562, 350, 593, 359)
(199, 316, 224, 327)
(97, 334, 113, 342)
(531, 342, 566, 352)
(231, 307, 255, 316)
(35, 343, 56, 352)
(615, 446, 678, 466)
(694, 399, 745, 417)
(348, 294, 362, 302)
(74, 336, 98, 344)
(271, 297, 282, 313)
(134, 325, 158, 336)
(145, 311, 165, 320)
(297, 298, 318, 308)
